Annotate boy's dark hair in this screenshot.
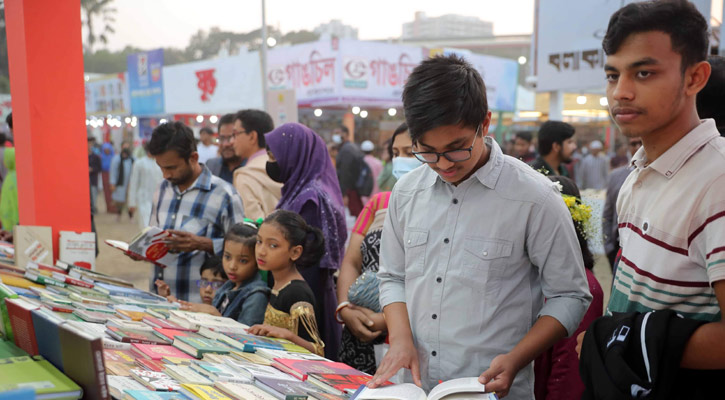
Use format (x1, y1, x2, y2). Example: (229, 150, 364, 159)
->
(388, 122, 409, 160)
(263, 210, 325, 268)
(235, 109, 274, 149)
(548, 176, 594, 271)
(199, 127, 214, 136)
(402, 54, 488, 143)
(515, 131, 533, 143)
(223, 222, 258, 253)
(697, 56, 725, 135)
(602, 0, 708, 73)
(200, 255, 228, 280)
(218, 113, 236, 133)
(148, 121, 196, 160)
(537, 121, 575, 155)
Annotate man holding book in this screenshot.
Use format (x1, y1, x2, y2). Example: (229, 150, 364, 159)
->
(369, 55, 591, 399)
(126, 121, 244, 303)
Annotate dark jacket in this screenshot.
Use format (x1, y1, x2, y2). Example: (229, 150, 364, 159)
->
(211, 274, 269, 326)
(580, 310, 723, 399)
(530, 157, 570, 178)
(206, 157, 244, 185)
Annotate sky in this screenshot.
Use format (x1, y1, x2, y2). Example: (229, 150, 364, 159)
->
(100, 0, 535, 51)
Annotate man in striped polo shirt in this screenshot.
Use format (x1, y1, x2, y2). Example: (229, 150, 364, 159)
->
(579, 0, 725, 369)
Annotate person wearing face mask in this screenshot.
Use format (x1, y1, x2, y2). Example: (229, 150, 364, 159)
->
(336, 122, 421, 375)
(264, 122, 348, 361)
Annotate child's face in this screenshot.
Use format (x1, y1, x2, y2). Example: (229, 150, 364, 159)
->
(255, 222, 302, 272)
(223, 240, 258, 286)
(199, 269, 226, 305)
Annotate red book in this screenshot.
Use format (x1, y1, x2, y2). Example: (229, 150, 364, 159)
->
(273, 358, 366, 377)
(35, 262, 67, 275)
(51, 272, 94, 288)
(136, 358, 166, 372)
(132, 343, 195, 361)
(309, 373, 377, 395)
(5, 297, 40, 355)
(106, 326, 170, 345)
(142, 316, 188, 331)
(152, 327, 203, 342)
(41, 300, 74, 313)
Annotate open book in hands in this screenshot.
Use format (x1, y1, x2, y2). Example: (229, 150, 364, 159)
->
(105, 226, 177, 268)
(351, 378, 498, 400)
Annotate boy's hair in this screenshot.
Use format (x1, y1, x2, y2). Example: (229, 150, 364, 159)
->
(537, 121, 575, 155)
(602, 0, 708, 73)
(200, 255, 227, 280)
(217, 113, 236, 133)
(697, 56, 725, 135)
(148, 121, 196, 160)
(402, 54, 488, 144)
(263, 210, 325, 268)
(199, 127, 214, 136)
(234, 109, 274, 149)
(223, 222, 259, 253)
(515, 131, 533, 143)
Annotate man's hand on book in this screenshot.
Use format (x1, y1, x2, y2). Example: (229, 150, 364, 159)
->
(479, 353, 521, 398)
(368, 336, 421, 388)
(340, 305, 383, 342)
(165, 230, 214, 253)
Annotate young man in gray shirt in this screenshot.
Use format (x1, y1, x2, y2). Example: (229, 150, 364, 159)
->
(369, 55, 592, 399)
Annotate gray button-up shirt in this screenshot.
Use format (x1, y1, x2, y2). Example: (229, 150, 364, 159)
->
(378, 137, 592, 400)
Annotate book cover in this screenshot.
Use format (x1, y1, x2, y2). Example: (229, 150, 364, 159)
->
(255, 376, 324, 399)
(107, 375, 146, 399)
(0, 339, 27, 358)
(130, 369, 181, 392)
(214, 382, 277, 400)
(13, 225, 53, 270)
(226, 359, 300, 382)
(0, 356, 82, 399)
(108, 319, 155, 332)
(66, 285, 111, 300)
(116, 308, 149, 322)
(103, 348, 136, 364)
(106, 226, 176, 269)
(152, 328, 203, 343)
(169, 310, 245, 332)
(124, 390, 192, 400)
(0, 282, 18, 340)
(220, 331, 283, 351)
(74, 310, 114, 323)
(173, 336, 232, 358)
(179, 384, 232, 400)
(23, 270, 66, 288)
(274, 359, 366, 377)
(106, 361, 136, 376)
(132, 343, 195, 361)
(164, 365, 213, 385)
(136, 358, 167, 372)
(58, 321, 109, 400)
(52, 271, 95, 289)
(142, 316, 188, 331)
(229, 351, 273, 366)
(5, 297, 40, 355)
(107, 326, 171, 345)
(30, 308, 67, 371)
(41, 300, 75, 314)
(307, 374, 374, 396)
(190, 362, 251, 384)
(0, 273, 44, 290)
(93, 282, 159, 300)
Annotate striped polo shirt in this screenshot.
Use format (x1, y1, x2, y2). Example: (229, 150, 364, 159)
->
(608, 119, 725, 321)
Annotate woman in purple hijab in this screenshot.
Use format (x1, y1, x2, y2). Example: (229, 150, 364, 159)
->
(265, 123, 346, 360)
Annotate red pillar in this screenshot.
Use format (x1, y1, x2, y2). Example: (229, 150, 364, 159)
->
(6, 0, 90, 261)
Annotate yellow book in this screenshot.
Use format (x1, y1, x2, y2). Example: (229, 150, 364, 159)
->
(230, 350, 272, 366)
(180, 384, 233, 400)
(0, 273, 44, 289)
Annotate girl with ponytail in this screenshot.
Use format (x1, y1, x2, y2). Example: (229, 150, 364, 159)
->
(247, 210, 326, 355)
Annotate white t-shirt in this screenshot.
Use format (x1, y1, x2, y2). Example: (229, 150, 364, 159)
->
(197, 143, 219, 164)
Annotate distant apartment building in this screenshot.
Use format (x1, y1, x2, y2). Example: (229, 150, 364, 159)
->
(313, 19, 359, 39)
(402, 12, 493, 39)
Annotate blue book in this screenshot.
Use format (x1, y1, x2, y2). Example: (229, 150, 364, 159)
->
(0, 388, 35, 400)
(30, 308, 66, 372)
(124, 390, 191, 400)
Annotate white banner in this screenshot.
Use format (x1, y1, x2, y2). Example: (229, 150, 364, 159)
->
(163, 53, 263, 114)
(338, 40, 423, 107)
(535, 0, 712, 92)
(267, 41, 339, 106)
(85, 73, 130, 116)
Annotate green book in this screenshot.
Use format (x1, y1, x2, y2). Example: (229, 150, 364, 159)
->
(0, 340, 27, 358)
(0, 282, 18, 340)
(0, 356, 83, 399)
(173, 336, 232, 358)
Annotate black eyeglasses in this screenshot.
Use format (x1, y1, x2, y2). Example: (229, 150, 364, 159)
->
(196, 279, 225, 289)
(412, 125, 481, 164)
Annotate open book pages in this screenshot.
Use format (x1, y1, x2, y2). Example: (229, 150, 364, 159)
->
(352, 378, 497, 400)
(105, 227, 177, 268)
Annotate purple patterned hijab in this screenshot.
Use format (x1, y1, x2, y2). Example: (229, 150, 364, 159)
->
(265, 123, 347, 270)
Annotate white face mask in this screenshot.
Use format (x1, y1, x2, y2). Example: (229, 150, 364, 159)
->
(331, 134, 342, 144)
(392, 156, 423, 180)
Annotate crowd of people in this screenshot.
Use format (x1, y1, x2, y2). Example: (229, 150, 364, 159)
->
(66, 0, 725, 398)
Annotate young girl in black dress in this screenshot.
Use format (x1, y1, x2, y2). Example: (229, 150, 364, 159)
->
(247, 210, 326, 356)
